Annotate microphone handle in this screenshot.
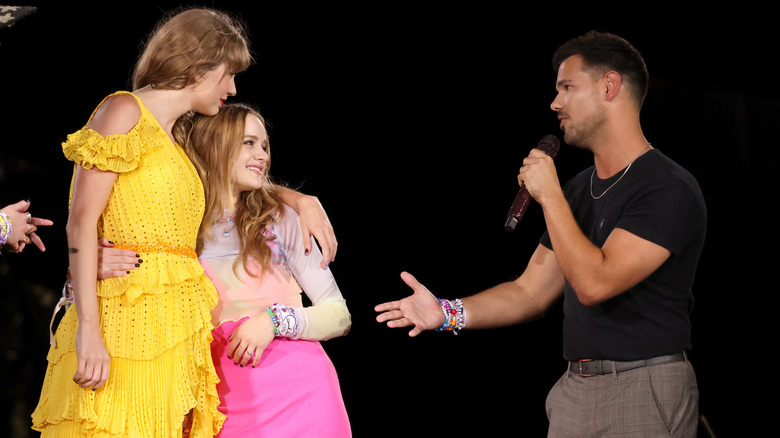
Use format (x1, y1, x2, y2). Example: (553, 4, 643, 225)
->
(504, 188, 531, 231)
(505, 135, 560, 232)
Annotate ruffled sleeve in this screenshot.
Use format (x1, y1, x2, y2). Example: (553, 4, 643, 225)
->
(61, 92, 168, 173)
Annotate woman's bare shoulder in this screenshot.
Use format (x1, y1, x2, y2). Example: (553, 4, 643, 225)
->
(87, 93, 142, 137)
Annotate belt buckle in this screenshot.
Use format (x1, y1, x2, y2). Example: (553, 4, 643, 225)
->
(578, 359, 597, 377)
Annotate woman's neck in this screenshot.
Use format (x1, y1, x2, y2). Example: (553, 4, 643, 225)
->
(133, 87, 191, 135)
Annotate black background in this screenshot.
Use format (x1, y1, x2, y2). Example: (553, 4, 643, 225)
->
(1, 2, 775, 437)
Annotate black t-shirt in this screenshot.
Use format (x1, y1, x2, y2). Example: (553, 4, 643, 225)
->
(540, 149, 706, 361)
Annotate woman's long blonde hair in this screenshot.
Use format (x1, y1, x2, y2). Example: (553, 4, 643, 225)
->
(132, 7, 253, 90)
(178, 103, 284, 275)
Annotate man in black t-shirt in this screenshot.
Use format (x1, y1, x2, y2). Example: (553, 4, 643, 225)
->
(376, 31, 705, 437)
(540, 150, 705, 363)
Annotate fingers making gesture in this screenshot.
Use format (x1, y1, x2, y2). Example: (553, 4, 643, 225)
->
(0, 200, 54, 253)
(374, 271, 446, 337)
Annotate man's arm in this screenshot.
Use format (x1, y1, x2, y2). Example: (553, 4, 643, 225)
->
(375, 244, 566, 336)
(521, 150, 671, 306)
(463, 243, 566, 328)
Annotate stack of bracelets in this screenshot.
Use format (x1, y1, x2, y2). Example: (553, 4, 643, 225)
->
(436, 298, 465, 335)
(0, 212, 12, 249)
(265, 303, 299, 338)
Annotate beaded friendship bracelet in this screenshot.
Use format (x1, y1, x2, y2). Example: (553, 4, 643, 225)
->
(436, 298, 465, 335)
(265, 307, 279, 335)
(0, 212, 12, 247)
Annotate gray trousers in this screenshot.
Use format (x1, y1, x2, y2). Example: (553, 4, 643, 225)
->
(545, 358, 698, 437)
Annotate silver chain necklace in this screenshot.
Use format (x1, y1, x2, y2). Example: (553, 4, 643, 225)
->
(589, 144, 651, 200)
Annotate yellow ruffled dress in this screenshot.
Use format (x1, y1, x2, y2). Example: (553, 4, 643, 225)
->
(32, 92, 225, 437)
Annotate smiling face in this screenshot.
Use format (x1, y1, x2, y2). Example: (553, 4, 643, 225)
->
(191, 63, 237, 116)
(231, 114, 269, 197)
(550, 55, 607, 148)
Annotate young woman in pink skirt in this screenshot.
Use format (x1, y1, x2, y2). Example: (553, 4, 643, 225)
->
(180, 102, 352, 437)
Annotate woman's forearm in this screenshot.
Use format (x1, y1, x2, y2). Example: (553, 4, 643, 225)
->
(277, 186, 316, 213)
(298, 299, 351, 341)
(67, 165, 118, 326)
(66, 222, 101, 326)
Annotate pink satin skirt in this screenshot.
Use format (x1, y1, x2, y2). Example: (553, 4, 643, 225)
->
(212, 318, 351, 437)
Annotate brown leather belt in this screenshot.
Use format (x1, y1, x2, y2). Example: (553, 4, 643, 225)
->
(569, 352, 686, 377)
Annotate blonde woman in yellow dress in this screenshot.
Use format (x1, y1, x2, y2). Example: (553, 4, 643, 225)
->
(31, 8, 335, 437)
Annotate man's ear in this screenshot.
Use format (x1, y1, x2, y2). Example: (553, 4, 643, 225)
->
(603, 71, 621, 101)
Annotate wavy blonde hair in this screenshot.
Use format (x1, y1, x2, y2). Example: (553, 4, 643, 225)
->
(132, 7, 253, 90)
(178, 103, 284, 275)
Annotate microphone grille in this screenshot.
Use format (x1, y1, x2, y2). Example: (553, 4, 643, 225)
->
(538, 135, 560, 158)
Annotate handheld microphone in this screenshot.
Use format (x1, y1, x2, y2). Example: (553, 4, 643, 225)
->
(504, 135, 560, 232)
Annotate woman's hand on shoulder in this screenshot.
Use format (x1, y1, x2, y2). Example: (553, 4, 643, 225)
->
(297, 195, 337, 269)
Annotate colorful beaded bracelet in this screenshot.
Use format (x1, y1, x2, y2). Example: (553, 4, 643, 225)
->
(265, 307, 280, 335)
(266, 303, 299, 338)
(436, 298, 465, 335)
